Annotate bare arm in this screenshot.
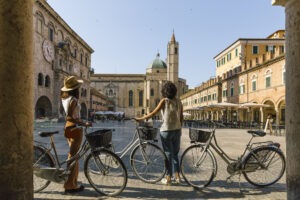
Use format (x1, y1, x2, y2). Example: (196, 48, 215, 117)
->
(179, 102, 183, 126)
(135, 98, 165, 121)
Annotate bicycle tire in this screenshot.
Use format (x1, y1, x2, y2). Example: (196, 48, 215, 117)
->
(33, 145, 55, 192)
(180, 144, 217, 189)
(243, 145, 286, 187)
(130, 142, 167, 183)
(84, 148, 127, 196)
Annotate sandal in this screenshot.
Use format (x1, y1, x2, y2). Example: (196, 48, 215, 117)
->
(65, 185, 84, 193)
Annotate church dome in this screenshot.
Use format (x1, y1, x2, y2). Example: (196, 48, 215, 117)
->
(148, 53, 167, 69)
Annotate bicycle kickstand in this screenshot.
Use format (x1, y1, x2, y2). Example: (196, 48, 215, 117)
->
(238, 174, 244, 194)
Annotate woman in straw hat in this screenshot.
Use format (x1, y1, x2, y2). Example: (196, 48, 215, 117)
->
(61, 76, 91, 193)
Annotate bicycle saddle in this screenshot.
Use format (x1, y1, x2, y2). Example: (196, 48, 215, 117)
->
(247, 130, 266, 137)
(39, 131, 59, 137)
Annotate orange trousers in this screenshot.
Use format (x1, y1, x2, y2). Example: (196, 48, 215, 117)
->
(64, 127, 83, 190)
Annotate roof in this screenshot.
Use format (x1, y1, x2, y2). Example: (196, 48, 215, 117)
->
(148, 53, 167, 69)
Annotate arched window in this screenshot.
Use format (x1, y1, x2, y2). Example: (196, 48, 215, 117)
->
(45, 75, 50, 87)
(48, 23, 54, 41)
(222, 84, 227, 97)
(265, 69, 272, 88)
(129, 90, 133, 107)
(282, 64, 286, 85)
(230, 82, 234, 97)
(38, 73, 43, 86)
(109, 89, 113, 96)
(35, 12, 44, 35)
(239, 78, 245, 94)
(251, 74, 257, 91)
(139, 90, 143, 107)
(150, 88, 154, 96)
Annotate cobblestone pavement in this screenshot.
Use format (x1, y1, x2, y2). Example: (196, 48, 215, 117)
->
(34, 122, 286, 200)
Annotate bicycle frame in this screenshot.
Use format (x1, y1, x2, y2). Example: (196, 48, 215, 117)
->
(200, 123, 276, 168)
(114, 123, 156, 159)
(34, 127, 91, 171)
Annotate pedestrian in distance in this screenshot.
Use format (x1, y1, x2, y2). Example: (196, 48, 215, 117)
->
(61, 76, 91, 193)
(135, 81, 183, 185)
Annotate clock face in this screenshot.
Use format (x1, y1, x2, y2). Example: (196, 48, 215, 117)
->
(42, 40, 55, 63)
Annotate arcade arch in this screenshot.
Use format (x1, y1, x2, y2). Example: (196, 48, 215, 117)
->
(35, 96, 52, 119)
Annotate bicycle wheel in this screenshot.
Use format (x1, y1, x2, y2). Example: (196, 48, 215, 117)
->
(84, 149, 127, 196)
(180, 144, 216, 188)
(243, 146, 286, 187)
(131, 142, 167, 183)
(33, 145, 55, 192)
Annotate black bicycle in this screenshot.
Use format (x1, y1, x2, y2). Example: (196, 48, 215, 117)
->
(180, 121, 286, 189)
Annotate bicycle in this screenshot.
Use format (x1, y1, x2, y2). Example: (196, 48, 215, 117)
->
(109, 119, 167, 183)
(180, 121, 286, 189)
(33, 124, 127, 197)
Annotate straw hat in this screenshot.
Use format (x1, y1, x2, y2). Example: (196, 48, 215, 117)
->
(61, 76, 83, 91)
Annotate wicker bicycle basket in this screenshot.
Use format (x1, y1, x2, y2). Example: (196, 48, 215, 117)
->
(137, 126, 158, 140)
(189, 128, 212, 143)
(86, 129, 112, 148)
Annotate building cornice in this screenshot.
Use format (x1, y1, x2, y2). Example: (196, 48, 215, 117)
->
(272, 0, 286, 6)
(214, 38, 285, 60)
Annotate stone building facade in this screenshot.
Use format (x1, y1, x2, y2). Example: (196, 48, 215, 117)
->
(33, 0, 93, 119)
(91, 34, 188, 118)
(181, 30, 285, 125)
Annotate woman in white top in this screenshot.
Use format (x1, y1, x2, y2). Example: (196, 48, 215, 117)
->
(61, 76, 91, 193)
(135, 81, 183, 185)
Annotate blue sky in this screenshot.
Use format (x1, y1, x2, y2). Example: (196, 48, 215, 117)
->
(47, 0, 285, 88)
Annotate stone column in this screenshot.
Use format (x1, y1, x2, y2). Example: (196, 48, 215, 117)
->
(285, 0, 300, 199)
(0, 1, 33, 199)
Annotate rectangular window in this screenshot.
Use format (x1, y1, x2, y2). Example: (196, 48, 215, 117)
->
(266, 45, 275, 53)
(139, 91, 143, 106)
(252, 46, 258, 54)
(280, 45, 285, 54)
(222, 90, 227, 97)
(252, 80, 257, 91)
(208, 95, 211, 101)
(230, 87, 234, 96)
(239, 85, 243, 94)
(266, 76, 271, 88)
(227, 53, 231, 61)
(235, 48, 238, 57)
(37, 18, 42, 34)
(49, 28, 54, 41)
(150, 89, 154, 96)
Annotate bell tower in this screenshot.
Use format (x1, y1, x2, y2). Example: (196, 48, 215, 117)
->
(167, 32, 179, 85)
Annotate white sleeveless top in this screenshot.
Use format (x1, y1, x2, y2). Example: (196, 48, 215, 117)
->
(160, 98, 182, 132)
(62, 96, 81, 120)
